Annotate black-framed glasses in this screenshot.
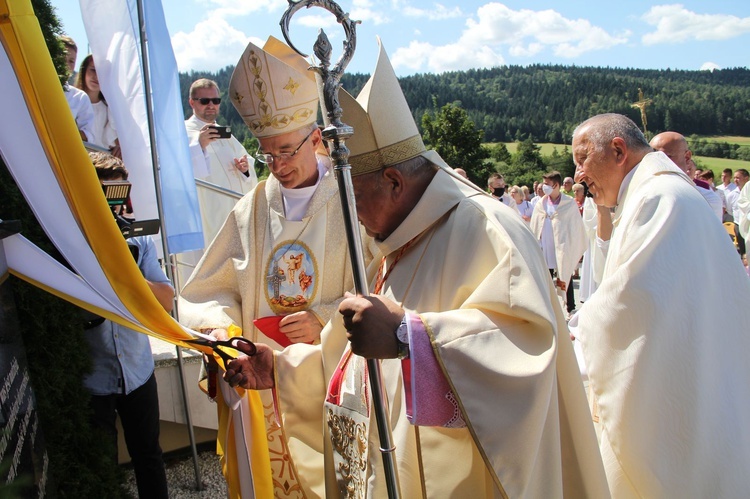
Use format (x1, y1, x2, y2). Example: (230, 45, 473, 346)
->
(195, 97, 221, 105)
(254, 129, 314, 165)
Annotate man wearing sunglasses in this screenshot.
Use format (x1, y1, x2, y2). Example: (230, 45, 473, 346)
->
(178, 38, 375, 498)
(181, 78, 258, 286)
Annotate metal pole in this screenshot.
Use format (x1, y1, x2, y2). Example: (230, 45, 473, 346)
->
(135, 0, 202, 489)
(282, 2, 401, 497)
(194, 178, 243, 200)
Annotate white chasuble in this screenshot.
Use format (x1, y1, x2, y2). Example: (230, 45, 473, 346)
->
(274, 169, 608, 498)
(577, 152, 750, 498)
(179, 168, 374, 499)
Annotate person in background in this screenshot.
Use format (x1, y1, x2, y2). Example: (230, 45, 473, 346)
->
(521, 184, 532, 202)
(530, 181, 545, 209)
(453, 167, 468, 179)
(529, 170, 587, 318)
(85, 151, 169, 499)
(510, 184, 532, 222)
(561, 176, 575, 196)
(717, 167, 739, 220)
(570, 113, 750, 498)
(177, 78, 258, 288)
(59, 36, 96, 144)
(76, 55, 120, 158)
(650, 131, 723, 221)
(487, 172, 513, 206)
(697, 169, 728, 221)
(732, 169, 750, 254)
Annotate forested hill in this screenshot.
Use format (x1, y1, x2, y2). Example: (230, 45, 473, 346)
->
(179, 64, 750, 144)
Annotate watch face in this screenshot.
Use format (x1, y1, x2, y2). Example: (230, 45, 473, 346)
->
(396, 319, 409, 344)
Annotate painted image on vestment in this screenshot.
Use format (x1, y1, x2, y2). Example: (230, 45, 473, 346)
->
(265, 240, 318, 314)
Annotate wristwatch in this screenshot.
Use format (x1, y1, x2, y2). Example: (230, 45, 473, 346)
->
(395, 315, 409, 360)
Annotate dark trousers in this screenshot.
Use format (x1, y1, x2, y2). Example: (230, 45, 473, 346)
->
(566, 277, 575, 313)
(736, 223, 746, 255)
(549, 269, 576, 313)
(89, 373, 168, 499)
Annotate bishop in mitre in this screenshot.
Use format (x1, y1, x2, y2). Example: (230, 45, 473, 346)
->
(178, 37, 375, 498)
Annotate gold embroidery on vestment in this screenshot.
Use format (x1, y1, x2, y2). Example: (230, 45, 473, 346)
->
(327, 408, 367, 499)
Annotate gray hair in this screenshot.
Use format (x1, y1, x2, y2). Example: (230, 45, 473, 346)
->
(573, 113, 651, 153)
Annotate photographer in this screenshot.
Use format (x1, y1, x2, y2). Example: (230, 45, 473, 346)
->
(181, 78, 258, 287)
(83, 151, 171, 498)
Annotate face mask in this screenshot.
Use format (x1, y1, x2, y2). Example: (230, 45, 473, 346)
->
(492, 187, 505, 197)
(542, 184, 554, 196)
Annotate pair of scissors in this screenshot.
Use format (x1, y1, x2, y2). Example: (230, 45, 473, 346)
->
(185, 336, 257, 370)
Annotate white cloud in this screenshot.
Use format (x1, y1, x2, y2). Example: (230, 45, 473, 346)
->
(509, 43, 543, 58)
(171, 16, 259, 72)
(403, 3, 463, 21)
(700, 61, 721, 71)
(351, 0, 390, 25)
(461, 3, 628, 54)
(205, 0, 287, 19)
(642, 5, 750, 45)
(391, 40, 504, 73)
(391, 2, 627, 72)
(295, 13, 340, 29)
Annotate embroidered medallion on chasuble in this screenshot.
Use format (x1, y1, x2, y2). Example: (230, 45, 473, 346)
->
(229, 36, 318, 138)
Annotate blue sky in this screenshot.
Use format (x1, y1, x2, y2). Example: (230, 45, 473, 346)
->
(54, 1, 750, 76)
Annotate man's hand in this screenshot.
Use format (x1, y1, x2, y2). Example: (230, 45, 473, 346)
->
(224, 343, 275, 390)
(198, 124, 219, 149)
(597, 204, 614, 241)
(202, 328, 230, 369)
(110, 139, 122, 159)
(339, 292, 404, 359)
(555, 278, 567, 291)
(233, 156, 251, 175)
(279, 311, 323, 343)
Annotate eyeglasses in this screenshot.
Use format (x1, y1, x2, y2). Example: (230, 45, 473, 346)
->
(194, 97, 221, 105)
(254, 130, 314, 165)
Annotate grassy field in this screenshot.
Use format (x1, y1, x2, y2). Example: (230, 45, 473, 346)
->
(492, 139, 750, 179)
(693, 155, 749, 175)
(697, 136, 750, 147)
(490, 142, 570, 156)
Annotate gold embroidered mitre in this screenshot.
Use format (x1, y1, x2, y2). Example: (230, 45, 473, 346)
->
(341, 38, 448, 176)
(229, 36, 319, 138)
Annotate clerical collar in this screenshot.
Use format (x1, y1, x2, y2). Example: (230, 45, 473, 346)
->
(616, 165, 638, 207)
(279, 160, 328, 221)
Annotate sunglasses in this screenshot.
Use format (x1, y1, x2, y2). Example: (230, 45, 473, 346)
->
(195, 97, 221, 105)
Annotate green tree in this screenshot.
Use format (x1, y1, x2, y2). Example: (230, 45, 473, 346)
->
(421, 99, 489, 184)
(243, 136, 270, 180)
(488, 142, 512, 164)
(513, 137, 545, 171)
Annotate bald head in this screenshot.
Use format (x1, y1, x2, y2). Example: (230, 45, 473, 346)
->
(650, 131, 691, 173)
(572, 113, 652, 207)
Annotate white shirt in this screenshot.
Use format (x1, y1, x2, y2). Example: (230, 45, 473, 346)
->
(540, 198, 558, 269)
(279, 161, 328, 221)
(64, 85, 96, 145)
(91, 100, 117, 149)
